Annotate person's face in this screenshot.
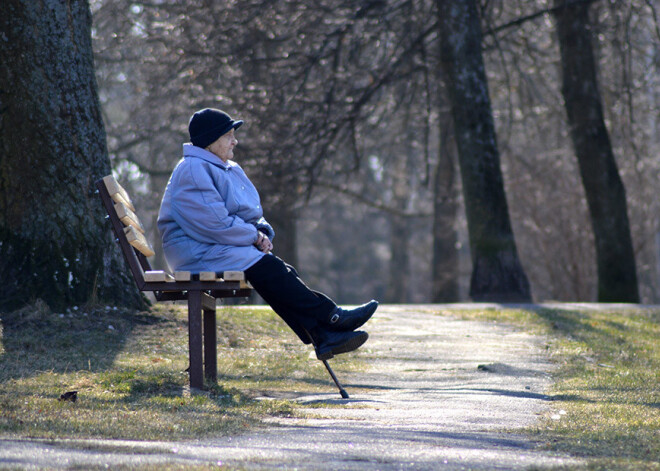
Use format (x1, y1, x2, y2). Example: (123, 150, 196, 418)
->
(207, 129, 238, 162)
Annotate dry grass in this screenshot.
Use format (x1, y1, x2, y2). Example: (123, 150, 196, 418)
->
(4, 301, 657, 470)
(449, 305, 660, 471)
(0, 301, 357, 440)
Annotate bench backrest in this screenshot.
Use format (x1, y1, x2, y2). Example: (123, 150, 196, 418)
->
(96, 175, 155, 288)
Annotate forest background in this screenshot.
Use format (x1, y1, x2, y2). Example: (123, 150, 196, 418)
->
(89, 0, 659, 305)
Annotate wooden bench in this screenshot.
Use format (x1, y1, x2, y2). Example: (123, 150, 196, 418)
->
(96, 175, 351, 398)
(96, 175, 252, 390)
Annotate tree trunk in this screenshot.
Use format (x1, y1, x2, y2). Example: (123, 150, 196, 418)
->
(431, 106, 460, 302)
(0, 0, 145, 311)
(266, 205, 299, 269)
(437, 0, 531, 302)
(147, 173, 171, 272)
(387, 214, 410, 303)
(553, 0, 639, 302)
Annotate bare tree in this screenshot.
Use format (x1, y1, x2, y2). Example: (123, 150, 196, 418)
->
(437, 0, 531, 301)
(553, 0, 639, 302)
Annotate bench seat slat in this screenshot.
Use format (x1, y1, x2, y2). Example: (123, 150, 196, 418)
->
(144, 270, 174, 282)
(199, 271, 252, 289)
(222, 271, 245, 281)
(174, 271, 191, 281)
(199, 271, 246, 282)
(199, 271, 217, 281)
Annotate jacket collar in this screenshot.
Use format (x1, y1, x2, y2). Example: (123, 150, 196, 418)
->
(182, 143, 235, 170)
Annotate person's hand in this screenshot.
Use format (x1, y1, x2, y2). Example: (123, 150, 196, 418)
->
(255, 232, 273, 253)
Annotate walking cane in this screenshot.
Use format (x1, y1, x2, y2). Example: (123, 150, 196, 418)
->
(303, 328, 350, 399)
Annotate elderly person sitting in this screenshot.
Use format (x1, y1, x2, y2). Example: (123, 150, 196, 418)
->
(157, 108, 378, 360)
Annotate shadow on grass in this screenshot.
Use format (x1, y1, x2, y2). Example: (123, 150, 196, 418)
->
(517, 304, 643, 355)
(0, 302, 244, 399)
(0, 303, 265, 439)
(0, 301, 164, 383)
(495, 304, 660, 464)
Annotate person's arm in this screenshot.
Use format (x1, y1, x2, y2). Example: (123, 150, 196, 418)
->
(255, 217, 275, 240)
(171, 160, 258, 246)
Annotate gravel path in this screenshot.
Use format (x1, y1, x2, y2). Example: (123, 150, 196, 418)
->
(0, 304, 581, 470)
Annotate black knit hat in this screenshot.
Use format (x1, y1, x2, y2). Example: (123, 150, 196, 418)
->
(188, 108, 243, 148)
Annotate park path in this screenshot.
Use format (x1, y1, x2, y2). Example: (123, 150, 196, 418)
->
(0, 305, 581, 470)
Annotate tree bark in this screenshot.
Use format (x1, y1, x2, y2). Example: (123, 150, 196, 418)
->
(431, 106, 459, 302)
(0, 0, 145, 311)
(553, 0, 639, 302)
(437, 0, 531, 302)
(266, 205, 299, 269)
(387, 214, 410, 303)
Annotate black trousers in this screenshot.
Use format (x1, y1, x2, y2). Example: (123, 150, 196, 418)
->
(244, 254, 336, 344)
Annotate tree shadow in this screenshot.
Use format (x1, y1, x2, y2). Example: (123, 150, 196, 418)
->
(476, 362, 548, 377)
(504, 304, 641, 354)
(0, 301, 164, 383)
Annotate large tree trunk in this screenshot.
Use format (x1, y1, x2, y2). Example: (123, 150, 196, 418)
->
(437, 0, 531, 302)
(431, 106, 459, 302)
(0, 0, 145, 311)
(553, 1, 639, 302)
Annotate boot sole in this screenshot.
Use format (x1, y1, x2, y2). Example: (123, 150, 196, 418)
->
(316, 331, 369, 360)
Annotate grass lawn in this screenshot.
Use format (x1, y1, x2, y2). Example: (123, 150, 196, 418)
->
(0, 301, 658, 470)
(0, 300, 361, 440)
(450, 305, 660, 471)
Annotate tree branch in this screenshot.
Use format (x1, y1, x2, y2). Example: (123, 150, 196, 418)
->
(483, 0, 603, 36)
(316, 181, 430, 218)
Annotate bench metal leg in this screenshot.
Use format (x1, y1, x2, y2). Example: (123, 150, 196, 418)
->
(202, 292, 217, 383)
(187, 291, 204, 389)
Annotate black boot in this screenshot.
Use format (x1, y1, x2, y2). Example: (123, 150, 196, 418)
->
(327, 300, 378, 332)
(312, 328, 369, 360)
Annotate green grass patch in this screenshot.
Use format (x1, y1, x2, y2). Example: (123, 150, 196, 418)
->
(0, 300, 356, 440)
(443, 305, 660, 470)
